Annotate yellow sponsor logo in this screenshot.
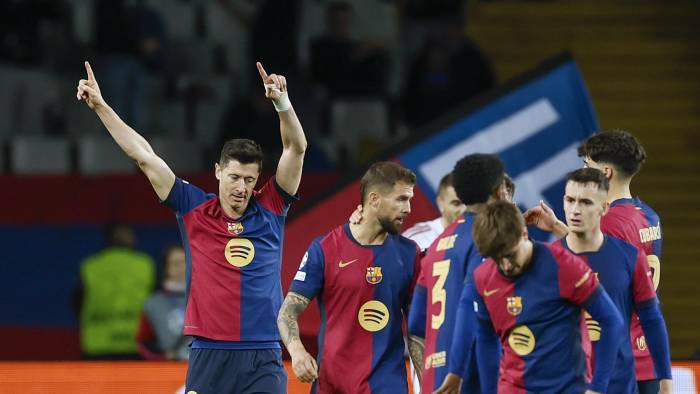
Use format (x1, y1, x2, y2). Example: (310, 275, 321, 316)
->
(436, 234, 458, 251)
(424, 351, 447, 369)
(358, 300, 390, 332)
(224, 238, 255, 268)
(584, 311, 601, 342)
(508, 325, 535, 356)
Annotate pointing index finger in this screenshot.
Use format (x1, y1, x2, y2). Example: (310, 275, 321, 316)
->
(85, 61, 95, 81)
(256, 62, 269, 81)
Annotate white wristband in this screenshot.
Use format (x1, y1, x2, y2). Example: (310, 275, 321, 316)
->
(272, 91, 291, 112)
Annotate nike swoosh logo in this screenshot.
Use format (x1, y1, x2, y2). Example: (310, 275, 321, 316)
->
(483, 288, 500, 297)
(338, 259, 358, 268)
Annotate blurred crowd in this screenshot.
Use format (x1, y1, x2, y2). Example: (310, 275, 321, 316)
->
(0, 0, 495, 173)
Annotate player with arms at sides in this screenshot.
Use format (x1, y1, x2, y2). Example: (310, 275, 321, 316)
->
(407, 154, 509, 394)
(277, 162, 423, 394)
(402, 173, 466, 252)
(526, 130, 664, 394)
(77, 61, 307, 393)
(447, 201, 624, 394)
(553, 168, 671, 393)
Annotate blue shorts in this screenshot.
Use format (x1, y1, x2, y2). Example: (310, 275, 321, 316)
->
(637, 379, 659, 394)
(185, 348, 287, 394)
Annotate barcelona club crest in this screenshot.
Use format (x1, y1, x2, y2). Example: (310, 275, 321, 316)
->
(366, 266, 383, 285)
(506, 296, 523, 316)
(227, 222, 244, 235)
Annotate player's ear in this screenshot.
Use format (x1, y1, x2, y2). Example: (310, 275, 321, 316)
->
(601, 201, 610, 216)
(214, 162, 221, 180)
(603, 166, 613, 180)
(368, 191, 381, 208)
(495, 182, 508, 201)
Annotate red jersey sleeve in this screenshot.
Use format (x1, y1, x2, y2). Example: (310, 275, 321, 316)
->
(632, 248, 657, 305)
(556, 249, 599, 305)
(255, 176, 298, 215)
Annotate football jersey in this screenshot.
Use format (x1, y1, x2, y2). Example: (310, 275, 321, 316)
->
(411, 212, 483, 393)
(403, 217, 444, 251)
(601, 197, 662, 380)
(471, 241, 600, 393)
(290, 224, 421, 394)
(560, 236, 657, 393)
(164, 176, 296, 347)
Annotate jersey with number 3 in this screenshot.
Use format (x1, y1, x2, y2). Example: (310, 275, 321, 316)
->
(412, 212, 483, 393)
(601, 197, 662, 380)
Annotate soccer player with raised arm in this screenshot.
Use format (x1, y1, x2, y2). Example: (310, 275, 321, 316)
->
(77, 61, 306, 393)
(407, 154, 508, 394)
(555, 168, 672, 393)
(277, 162, 422, 394)
(454, 201, 624, 394)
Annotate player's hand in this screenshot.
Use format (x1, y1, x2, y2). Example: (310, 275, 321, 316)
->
(76, 61, 106, 110)
(349, 204, 363, 224)
(433, 372, 462, 394)
(289, 345, 318, 383)
(523, 200, 559, 232)
(256, 61, 287, 101)
(659, 378, 672, 394)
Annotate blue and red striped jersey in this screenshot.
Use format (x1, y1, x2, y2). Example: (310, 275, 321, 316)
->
(471, 242, 599, 393)
(290, 224, 421, 394)
(164, 177, 296, 348)
(410, 212, 483, 393)
(601, 197, 662, 380)
(560, 235, 657, 393)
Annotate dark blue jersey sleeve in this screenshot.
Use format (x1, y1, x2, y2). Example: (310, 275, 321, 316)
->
(636, 300, 672, 379)
(583, 286, 625, 393)
(408, 284, 427, 338)
(447, 283, 482, 377)
(476, 318, 499, 394)
(289, 239, 325, 300)
(163, 178, 214, 215)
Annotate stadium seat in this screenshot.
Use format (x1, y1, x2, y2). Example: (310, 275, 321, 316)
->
(151, 137, 204, 173)
(11, 136, 71, 174)
(148, 0, 195, 41)
(77, 136, 135, 174)
(331, 99, 390, 164)
(0, 66, 61, 136)
(148, 101, 187, 138)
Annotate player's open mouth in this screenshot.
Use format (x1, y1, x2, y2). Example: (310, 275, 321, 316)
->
(569, 218, 582, 226)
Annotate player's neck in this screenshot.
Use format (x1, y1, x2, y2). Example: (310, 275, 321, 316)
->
(607, 178, 633, 203)
(221, 201, 245, 220)
(566, 229, 604, 253)
(349, 220, 389, 246)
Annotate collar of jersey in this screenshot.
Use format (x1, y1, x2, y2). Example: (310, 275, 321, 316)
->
(560, 235, 608, 256)
(205, 196, 259, 220)
(343, 223, 389, 249)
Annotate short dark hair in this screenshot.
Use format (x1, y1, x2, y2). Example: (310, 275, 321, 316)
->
(219, 139, 264, 171)
(503, 173, 515, 199)
(437, 172, 454, 196)
(566, 168, 609, 192)
(453, 154, 505, 205)
(361, 161, 416, 204)
(472, 201, 524, 259)
(577, 129, 647, 178)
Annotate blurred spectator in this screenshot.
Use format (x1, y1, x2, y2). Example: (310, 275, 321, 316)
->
(309, 1, 389, 98)
(403, 17, 495, 130)
(217, 92, 282, 170)
(0, 0, 74, 68)
(94, 0, 167, 131)
(74, 223, 155, 359)
(136, 244, 188, 361)
(398, 0, 466, 60)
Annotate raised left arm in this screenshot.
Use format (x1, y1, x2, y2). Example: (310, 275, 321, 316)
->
(256, 62, 307, 196)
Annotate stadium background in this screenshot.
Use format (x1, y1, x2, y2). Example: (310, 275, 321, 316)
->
(1, 0, 699, 392)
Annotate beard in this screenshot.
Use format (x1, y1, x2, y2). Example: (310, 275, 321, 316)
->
(378, 216, 401, 235)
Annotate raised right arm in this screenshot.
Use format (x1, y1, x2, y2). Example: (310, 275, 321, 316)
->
(77, 61, 175, 200)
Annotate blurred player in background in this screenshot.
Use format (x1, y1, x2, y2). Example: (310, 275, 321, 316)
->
(77, 60, 307, 393)
(409, 154, 508, 394)
(555, 168, 672, 393)
(278, 162, 422, 393)
(402, 173, 466, 252)
(454, 201, 624, 394)
(525, 130, 664, 394)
